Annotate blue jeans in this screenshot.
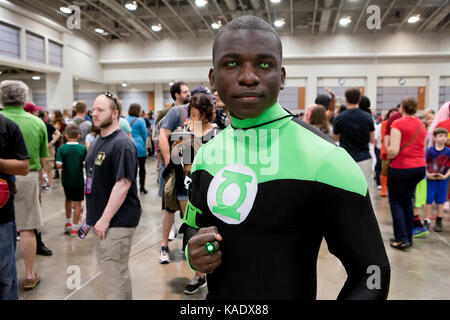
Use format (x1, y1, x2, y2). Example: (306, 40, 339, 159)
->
(388, 167, 426, 244)
(0, 221, 18, 300)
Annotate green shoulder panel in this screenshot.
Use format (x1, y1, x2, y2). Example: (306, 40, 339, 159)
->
(315, 146, 368, 197)
(191, 119, 367, 197)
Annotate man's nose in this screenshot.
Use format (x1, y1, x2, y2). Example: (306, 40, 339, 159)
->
(237, 63, 259, 87)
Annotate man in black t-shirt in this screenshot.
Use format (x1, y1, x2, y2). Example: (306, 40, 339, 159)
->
(83, 93, 141, 300)
(333, 88, 375, 186)
(0, 114, 30, 300)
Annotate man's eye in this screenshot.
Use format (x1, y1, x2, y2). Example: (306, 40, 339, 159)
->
(227, 61, 237, 67)
(260, 62, 271, 68)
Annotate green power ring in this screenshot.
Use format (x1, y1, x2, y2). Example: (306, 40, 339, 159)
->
(205, 242, 215, 255)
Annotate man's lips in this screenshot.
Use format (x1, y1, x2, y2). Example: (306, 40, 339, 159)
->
(234, 92, 263, 100)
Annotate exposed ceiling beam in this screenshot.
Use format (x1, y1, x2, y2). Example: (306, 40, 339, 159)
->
(331, 0, 344, 35)
(134, 0, 180, 40)
(83, 0, 143, 40)
(439, 19, 450, 32)
(311, 0, 318, 35)
(422, 1, 450, 32)
(212, 0, 229, 24)
(290, 0, 293, 35)
(18, 0, 106, 42)
(186, 0, 215, 37)
(319, 0, 334, 34)
(395, 0, 424, 33)
(62, 0, 124, 40)
(160, 0, 198, 39)
(264, 0, 272, 26)
(352, 0, 370, 34)
(418, 0, 449, 32)
(98, 0, 160, 40)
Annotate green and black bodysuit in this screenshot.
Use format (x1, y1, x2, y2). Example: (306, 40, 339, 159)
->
(183, 102, 390, 300)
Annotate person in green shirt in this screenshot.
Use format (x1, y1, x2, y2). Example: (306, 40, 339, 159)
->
(0, 80, 49, 290)
(56, 124, 87, 237)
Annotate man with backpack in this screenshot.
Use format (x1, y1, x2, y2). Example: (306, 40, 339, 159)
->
(70, 101, 92, 144)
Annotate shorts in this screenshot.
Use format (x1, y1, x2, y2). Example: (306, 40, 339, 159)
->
(14, 172, 43, 231)
(41, 146, 55, 172)
(158, 162, 188, 212)
(414, 178, 427, 208)
(63, 187, 85, 202)
(426, 179, 449, 205)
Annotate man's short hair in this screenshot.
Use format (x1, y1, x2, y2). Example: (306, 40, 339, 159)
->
(75, 101, 87, 114)
(170, 81, 185, 101)
(212, 15, 283, 63)
(128, 103, 142, 117)
(64, 123, 80, 139)
(434, 127, 448, 137)
(0, 80, 29, 107)
(345, 87, 361, 105)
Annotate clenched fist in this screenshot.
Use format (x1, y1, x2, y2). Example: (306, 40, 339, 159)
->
(187, 226, 223, 274)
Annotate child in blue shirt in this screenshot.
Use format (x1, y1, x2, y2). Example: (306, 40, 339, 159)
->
(424, 127, 450, 232)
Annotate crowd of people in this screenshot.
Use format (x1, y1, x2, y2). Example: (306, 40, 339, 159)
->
(0, 15, 448, 301)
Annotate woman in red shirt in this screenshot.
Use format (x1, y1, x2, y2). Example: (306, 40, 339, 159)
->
(387, 98, 426, 250)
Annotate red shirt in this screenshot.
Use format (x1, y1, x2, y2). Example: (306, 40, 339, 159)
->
(390, 116, 426, 169)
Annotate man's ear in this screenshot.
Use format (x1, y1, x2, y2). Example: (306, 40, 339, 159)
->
(280, 66, 286, 91)
(208, 68, 216, 92)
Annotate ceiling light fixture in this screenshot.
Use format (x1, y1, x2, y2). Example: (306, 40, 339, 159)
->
(125, 1, 138, 11)
(270, 0, 281, 3)
(32, 76, 41, 81)
(211, 20, 222, 29)
(151, 24, 162, 32)
(59, 7, 72, 14)
(121, 82, 128, 87)
(339, 16, 352, 26)
(408, 15, 420, 24)
(95, 28, 105, 34)
(274, 18, 285, 28)
(169, 81, 174, 86)
(195, 0, 208, 7)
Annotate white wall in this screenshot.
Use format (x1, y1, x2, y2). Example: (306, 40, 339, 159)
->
(99, 32, 450, 111)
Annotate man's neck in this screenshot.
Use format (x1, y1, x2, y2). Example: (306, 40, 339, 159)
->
(100, 123, 120, 137)
(435, 143, 445, 151)
(76, 113, 84, 118)
(174, 100, 184, 106)
(347, 104, 359, 109)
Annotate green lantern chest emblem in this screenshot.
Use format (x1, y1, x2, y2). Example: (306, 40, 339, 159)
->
(207, 164, 258, 225)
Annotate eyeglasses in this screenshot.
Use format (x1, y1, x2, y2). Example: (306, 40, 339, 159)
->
(103, 92, 120, 110)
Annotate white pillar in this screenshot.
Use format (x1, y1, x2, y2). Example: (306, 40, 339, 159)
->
(46, 71, 74, 111)
(366, 73, 377, 111)
(428, 73, 440, 111)
(306, 75, 317, 106)
(154, 83, 164, 113)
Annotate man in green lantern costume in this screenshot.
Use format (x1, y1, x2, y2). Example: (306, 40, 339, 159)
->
(182, 15, 390, 300)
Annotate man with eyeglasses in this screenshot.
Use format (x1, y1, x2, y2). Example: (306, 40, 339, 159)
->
(82, 92, 141, 300)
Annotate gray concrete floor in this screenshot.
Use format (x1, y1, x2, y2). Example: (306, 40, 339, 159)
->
(16, 158, 450, 300)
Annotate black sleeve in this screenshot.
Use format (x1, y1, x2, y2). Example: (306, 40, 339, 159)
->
(112, 143, 138, 184)
(317, 184, 391, 300)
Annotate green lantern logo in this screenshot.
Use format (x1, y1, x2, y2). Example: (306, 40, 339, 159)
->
(207, 164, 258, 225)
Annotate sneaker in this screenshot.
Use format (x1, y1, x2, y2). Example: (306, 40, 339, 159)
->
(184, 275, 207, 295)
(169, 224, 177, 241)
(158, 248, 170, 264)
(70, 229, 78, 237)
(65, 223, 72, 234)
(42, 186, 52, 192)
(424, 220, 431, 231)
(434, 220, 443, 232)
(413, 227, 429, 238)
(377, 185, 382, 190)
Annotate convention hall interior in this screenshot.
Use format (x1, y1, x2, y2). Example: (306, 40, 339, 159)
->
(0, 0, 449, 300)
